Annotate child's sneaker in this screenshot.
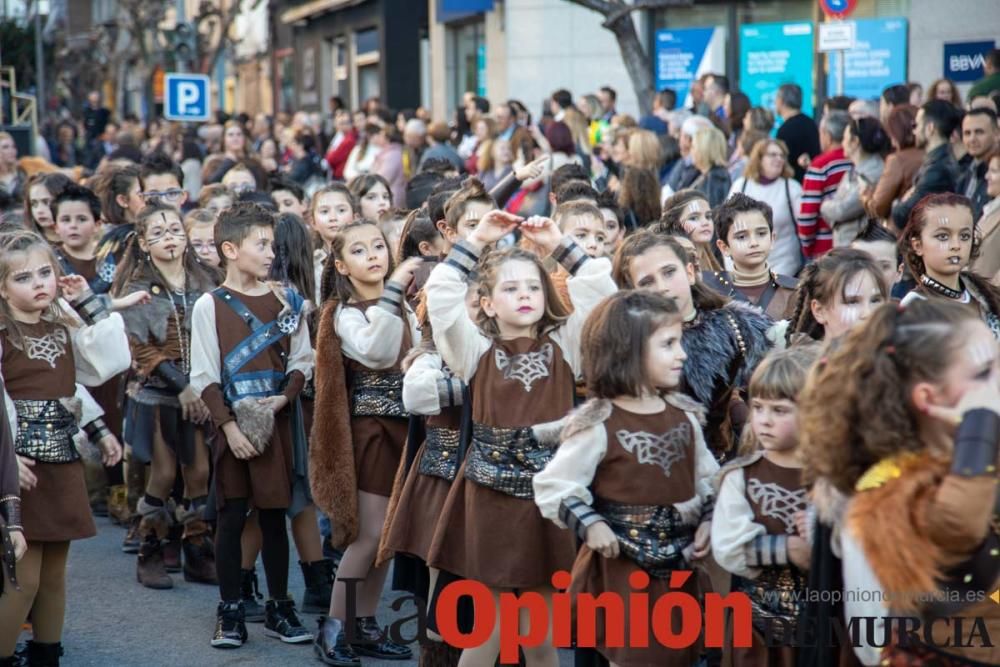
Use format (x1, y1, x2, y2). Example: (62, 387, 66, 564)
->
(211, 601, 247, 649)
(264, 598, 313, 644)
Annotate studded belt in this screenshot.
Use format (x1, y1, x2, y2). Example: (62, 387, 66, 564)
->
(350, 371, 406, 419)
(731, 567, 803, 642)
(14, 399, 81, 464)
(464, 423, 554, 499)
(594, 498, 693, 577)
(418, 427, 461, 481)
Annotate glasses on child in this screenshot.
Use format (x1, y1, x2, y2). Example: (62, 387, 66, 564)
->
(764, 151, 786, 160)
(146, 224, 187, 243)
(142, 189, 185, 203)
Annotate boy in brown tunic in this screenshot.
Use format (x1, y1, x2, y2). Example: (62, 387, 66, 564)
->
(190, 202, 314, 649)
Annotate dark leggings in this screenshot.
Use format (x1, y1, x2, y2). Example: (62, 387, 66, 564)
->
(215, 498, 289, 602)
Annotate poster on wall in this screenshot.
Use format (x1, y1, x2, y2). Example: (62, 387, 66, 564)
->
(654, 26, 727, 108)
(739, 21, 815, 117)
(827, 18, 907, 100)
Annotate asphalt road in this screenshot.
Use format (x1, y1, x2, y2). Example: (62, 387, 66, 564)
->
(43, 517, 575, 666)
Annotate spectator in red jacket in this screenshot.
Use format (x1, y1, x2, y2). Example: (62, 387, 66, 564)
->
(798, 110, 852, 259)
(324, 110, 357, 181)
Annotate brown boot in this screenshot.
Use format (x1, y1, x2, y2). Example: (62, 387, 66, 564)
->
(137, 536, 173, 589)
(179, 506, 217, 584)
(163, 522, 182, 573)
(136, 497, 173, 589)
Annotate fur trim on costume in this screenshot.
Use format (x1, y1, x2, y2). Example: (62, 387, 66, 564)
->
(681, 302, 773, 409)
(846, 453, 949, 614)
(664, 392, 707, 425)
(59, 396, 83, 423)
(712, 449, 765, 494)
(137, 497, 173, 540)
(308, 300, 358, 549)
(810, 477, 847, 528)
(555, 398, 613, 444)
(232, 398, 275, 454)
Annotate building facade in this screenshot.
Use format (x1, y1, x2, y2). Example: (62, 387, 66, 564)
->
(270, 0, 428, 115)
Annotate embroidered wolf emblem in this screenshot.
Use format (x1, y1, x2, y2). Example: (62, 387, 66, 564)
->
(25, 328, 69, 368)
(615, 423, 690, 476)
(747, 478, 807, 534)
(494, 343, 553, 392)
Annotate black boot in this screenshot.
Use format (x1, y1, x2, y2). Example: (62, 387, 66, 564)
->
(299, 559, 333, 614)
(25, 641, 60, 667)
(240, 568, 265, 623)
(0, 655, 23, 667)
(350, 616, 412, 660)
(313, 617, 360, 666)
(211, 600, 248, 649)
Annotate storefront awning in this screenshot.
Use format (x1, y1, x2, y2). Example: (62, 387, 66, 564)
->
(438, 0, 494, 23)
(280, 0, 369, 24)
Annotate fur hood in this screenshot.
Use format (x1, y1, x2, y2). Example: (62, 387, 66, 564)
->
(712, 449, 765, 494)
(680, 301, 773, 409)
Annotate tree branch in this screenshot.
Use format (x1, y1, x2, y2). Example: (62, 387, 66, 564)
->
(602, 0, 692, 28)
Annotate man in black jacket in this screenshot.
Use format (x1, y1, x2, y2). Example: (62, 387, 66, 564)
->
(890, 99, 963, 230)
(775, 83, 820, 182)
(957, 107, 998, 220)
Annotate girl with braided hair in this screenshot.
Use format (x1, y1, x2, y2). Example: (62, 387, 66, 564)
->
(898, 192, 1000, 339)
(799, 299, 1000, 666)
(785, 248, 888, 345)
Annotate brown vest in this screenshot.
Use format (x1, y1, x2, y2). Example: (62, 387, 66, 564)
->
(741, 455, 807, 536)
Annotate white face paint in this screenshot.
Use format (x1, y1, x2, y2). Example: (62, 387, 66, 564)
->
(967, 340, 997, 367)
(937, 218, 953, 252)
(731, 220, 750, 248)
(839, 304, 860, 326)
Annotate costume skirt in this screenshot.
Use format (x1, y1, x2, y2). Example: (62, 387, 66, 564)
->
(124, 400, 200, 465)
(382, 442, 454, 562)
(352, 416, 407, 497)
(21, 461, 97, 542)
(570, 546, 702, 667)
(426, 460, 577, 590)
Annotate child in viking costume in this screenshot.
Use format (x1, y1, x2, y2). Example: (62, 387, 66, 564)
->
(712, 346, 818, 665)
(112, 200, 220, 589)
(310, 220, 422, 665)
(189, 202, 314, 649)
(800, 298, 1000, 666)
(533, 290, 718, 667)
(423, 210, 617, 666)
(0, 230, 129, 666)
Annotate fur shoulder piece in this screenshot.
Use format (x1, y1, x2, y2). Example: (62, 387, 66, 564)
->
(713, 449, 765, 494)
(681, 302, 773, 407)
(308, 299, 358, 549)
(270, 283, 305, 319)
(546, 398, 613, 445)
(810, 476, 848, 527)
(846, 453, 949, 614)
(773, 273, 799, 290)
(663, 391, 706, 425)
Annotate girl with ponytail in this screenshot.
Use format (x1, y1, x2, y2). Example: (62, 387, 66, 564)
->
(799, 299, 1000, 666)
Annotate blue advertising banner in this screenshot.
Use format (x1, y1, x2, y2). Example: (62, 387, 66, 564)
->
(654, 27, 726, 108)
(827, 18, 907, 100)
(740, 22, 815, 117)
(944, 40, 996, 83)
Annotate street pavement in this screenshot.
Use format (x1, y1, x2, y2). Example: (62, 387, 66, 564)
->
(46, 516, 575, 666)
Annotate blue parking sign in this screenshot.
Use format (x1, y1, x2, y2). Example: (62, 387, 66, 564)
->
(164, 74, 211, 122)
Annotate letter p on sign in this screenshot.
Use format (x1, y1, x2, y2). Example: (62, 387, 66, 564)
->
(164, 74, 211, 122)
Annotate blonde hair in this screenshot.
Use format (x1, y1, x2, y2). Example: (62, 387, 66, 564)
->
(691, 126, 728, 172)
(745, 139, 793, 182)
(737, 345, 821, 456)
(183, 208, 217, 232)
(625, 129, 662, 171)
(0, 230, 77, 348)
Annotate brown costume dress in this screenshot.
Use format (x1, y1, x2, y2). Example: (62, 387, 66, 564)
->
(426, 335, 578, 590)
(569, 404, 703, 667)
(382, 403, 463, 562)
(200, 290, 304, 510)
(2, 323, 95, 542)
(343, 299, 412, 498)
(724, 455, 808, 667)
